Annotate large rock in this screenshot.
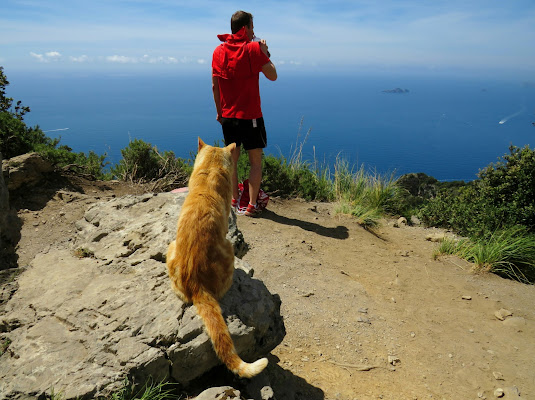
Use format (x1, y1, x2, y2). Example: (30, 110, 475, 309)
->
(0, 151, 9, 245)
(74, 192, 247, 262)
(0, 151, 19, 270)
(2, 152, 53, 191)
(0, 193, 284, 399)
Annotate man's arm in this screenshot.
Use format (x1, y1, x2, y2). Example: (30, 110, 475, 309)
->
(211, 73, 222, 122)
(259, 40, 277, 81)
(261, 61, 277, 81)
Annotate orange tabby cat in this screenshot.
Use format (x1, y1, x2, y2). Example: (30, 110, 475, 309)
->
(166, 137, 268, 378)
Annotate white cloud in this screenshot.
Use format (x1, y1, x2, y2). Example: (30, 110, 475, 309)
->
(45, 51, 61, 59)
(69, 55, 91, 63)
(276, 60, 303, 67)
(30, 51, 62, 62)
(106, 54, 182, 64)
(4, 1, 535, 74)
(30, 52, 45, 62)
(140, 55, 179, 64)
(106, 55, 137, 63)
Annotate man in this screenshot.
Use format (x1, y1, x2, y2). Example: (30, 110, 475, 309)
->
(212, 10, 277, 216)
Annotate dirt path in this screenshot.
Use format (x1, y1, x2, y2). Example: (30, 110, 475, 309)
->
(237, 198, 535, 400)
(8, 177, 535, 400)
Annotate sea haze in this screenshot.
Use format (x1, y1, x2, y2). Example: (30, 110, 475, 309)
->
(7, 71, 535, 182)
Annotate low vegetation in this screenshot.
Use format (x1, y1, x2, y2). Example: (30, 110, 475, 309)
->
(106, 379, 179, 400)
(111, 139, 191, 191)
(419, 145, 535, 238)
(433, 226, 535, 283)
(2, 67, 534, 283)
(49, 378, 180, 400)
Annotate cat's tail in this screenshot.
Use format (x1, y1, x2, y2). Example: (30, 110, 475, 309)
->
(192, 290, 268, 378)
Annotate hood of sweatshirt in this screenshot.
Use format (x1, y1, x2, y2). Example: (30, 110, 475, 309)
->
(216, 25, 249, 45)
(213, 27, 254, 80)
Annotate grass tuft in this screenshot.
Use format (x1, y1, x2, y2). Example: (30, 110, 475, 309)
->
(434, 226, 535, 283)
(333, 158, 399, 228)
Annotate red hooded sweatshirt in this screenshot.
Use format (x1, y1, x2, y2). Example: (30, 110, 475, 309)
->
(212, 26, 270, 119)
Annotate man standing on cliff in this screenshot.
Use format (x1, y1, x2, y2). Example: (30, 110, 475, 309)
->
(212, 10, 277, 216)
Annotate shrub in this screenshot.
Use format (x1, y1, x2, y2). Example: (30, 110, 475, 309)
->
(392, 173, 468, 220)
(111, 139, 191, 190)
(261, 154, 294, 196)
(420, 145, 535, 237)
(0, 113, 55, 159)
(112, 139, 160, 181)
(260, 153, 332, 201)
(477, 145, 535, 231)
(36, 144, 109, 179)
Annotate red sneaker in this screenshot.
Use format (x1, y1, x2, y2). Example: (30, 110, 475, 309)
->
(244, 203, 261, 217)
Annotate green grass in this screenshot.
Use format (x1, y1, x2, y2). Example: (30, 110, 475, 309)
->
(434, 226, 535, 283)
(332, 158, 400, 228)
(48, 379, 181, 400)
(0, 338, 11, 356)
(235, 123, 400, 227)
(108, 379, 179, 400)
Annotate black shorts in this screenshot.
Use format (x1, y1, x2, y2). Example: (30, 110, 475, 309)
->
(221, 117, 267, 150)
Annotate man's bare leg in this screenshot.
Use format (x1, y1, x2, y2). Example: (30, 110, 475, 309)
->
(231, 145, 241, 201)
(247, 148, 263, 206)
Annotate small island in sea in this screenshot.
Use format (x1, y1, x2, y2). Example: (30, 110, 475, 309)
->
(382, 87, 410, 94)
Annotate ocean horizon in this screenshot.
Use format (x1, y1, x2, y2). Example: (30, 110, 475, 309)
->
(6, 70, 535, 182)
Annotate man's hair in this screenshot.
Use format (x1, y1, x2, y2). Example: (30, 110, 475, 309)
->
(231, 11, 253, 34)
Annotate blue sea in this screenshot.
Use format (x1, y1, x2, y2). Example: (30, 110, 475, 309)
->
(7, 71, 535, 182)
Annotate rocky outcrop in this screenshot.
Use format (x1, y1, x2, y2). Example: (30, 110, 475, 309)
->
(0, 193, 284, 399)
(1, 152, 53, 191)
(74, 192, 247, 261)
(0, 151, 9, 244)
(0, 151, 19, 270)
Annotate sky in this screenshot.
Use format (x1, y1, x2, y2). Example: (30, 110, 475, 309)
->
(1, 0, 535, 77)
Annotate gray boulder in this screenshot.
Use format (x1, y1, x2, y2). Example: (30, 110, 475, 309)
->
(0, 192, 284, 399)
(74, 192, 247, 263)
(193, 386, 247, 400)
(2, 152, 53, 191)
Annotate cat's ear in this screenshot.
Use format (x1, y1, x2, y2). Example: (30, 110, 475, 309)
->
(198, 137, 206, 151)
(226, 142, 237, 156)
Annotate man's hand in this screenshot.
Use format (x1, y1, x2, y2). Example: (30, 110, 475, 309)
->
(259, 39, 271, 58)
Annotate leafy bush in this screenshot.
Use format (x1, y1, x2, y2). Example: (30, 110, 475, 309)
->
(36, 144, 109, 179)
(420, 145, 535, 237)
(1, 67, 51, 158)
(260, 154, 332, 201)
(477, 145, 535, 230)
(391, 173, 468, 220)
(112, 139, 161, 181)
(260, 154, 294, 196)
(111, 138, 191, 190)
